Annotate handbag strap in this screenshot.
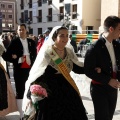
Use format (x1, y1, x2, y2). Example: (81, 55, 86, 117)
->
(48, 48, 81, 96)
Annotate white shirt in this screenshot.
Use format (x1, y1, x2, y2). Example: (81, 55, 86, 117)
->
(18, 38, 31, 65)
(103, 36, 117, 72)
(20, 38, 29, 55)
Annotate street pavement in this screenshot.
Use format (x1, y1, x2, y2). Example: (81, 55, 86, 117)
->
(0, 63, 120, 120)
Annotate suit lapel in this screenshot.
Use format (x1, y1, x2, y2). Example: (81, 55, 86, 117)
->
(17, 37, 23, 49)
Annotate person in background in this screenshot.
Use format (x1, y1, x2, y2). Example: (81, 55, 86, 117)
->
(28, 34, 33, 39)
(37, 34, 41, 40)
(11, 32, 17, 39)
(2, 23, 37, 120)
(32, 35, 38, 46)
(1, 34, 11, 78)
(69, 34, 77, 53)
(7, 34, 13, 42)
(2, 34, 11, 49)
(22, 26, 88, 120)
(43, 29, 50, 41)
(84, 15, 120, 120)
(77, 38, 90, 55)
(36, 34, 44, 54)
(26, 31, 29, 38)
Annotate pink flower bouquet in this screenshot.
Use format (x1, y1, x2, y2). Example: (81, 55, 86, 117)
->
(30, 84, 48, 103)
(24, 83, 49, 118)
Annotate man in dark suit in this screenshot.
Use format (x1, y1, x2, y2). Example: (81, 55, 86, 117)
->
(77, 38, 90, 57)
(2, 23, 37, 119)
(69, 34, 77, 53)
(84, 16, 120, 120)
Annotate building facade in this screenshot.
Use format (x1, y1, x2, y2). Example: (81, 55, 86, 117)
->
(98, 0, 120, 33)
(82, 0, 101, 34)
(17, 0, 83, 35)
(0, 0, 16, 33)
(101, 0, 120, 26)
(16, 0, 101, 36)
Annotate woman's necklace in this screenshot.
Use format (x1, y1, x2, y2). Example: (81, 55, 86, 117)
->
(53, 45, 65, 59)
(53, 45, 64, 52)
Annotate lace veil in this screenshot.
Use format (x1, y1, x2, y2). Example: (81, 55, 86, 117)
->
(26, 26, 73, 87)
(22, 26, 84, 111)
(22, 26, 74, 111)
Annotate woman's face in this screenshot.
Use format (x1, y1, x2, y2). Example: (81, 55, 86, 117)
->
(54, 29, 68, 48)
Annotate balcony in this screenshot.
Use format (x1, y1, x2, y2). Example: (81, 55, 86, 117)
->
(36, 16, 42, 22)
(28, 2, 32, 8)
(48, 0, 52, 5)
(58, 13, 64, 21)
(20, 4, 24, 9)
(37, 1, 42, 7)
(72, 12, 77, 19)
(46, 15, 52, 22)
(19, 18, 24, 23)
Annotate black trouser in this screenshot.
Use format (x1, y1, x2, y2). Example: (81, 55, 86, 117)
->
(14, 68, 30, 99)
(90, 82, 118, 120)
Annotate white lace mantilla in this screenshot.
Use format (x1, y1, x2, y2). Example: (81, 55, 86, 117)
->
(49, 52, 73, 73)
(46, 45, 84, 73)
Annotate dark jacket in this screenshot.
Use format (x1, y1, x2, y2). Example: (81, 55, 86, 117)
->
(84, 36, 120, 84)
(77, 38, 90, 51)
(2, 37, 37, 68)
(70, 40, 77, 53)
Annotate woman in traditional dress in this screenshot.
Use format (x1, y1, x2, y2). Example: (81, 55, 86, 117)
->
(0, 42, 18, 116)
(23, 26, 88, 120)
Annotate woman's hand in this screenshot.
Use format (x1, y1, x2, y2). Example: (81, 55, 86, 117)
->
(25, 99, 32, 112)
(95, 67, 101, 73)
(12, 54, 17, 59)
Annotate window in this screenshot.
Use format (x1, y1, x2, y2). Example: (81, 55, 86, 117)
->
(43, 0, 47, 4)
(38, 0, 42, 7)
(38, 28, 42, 35)
(65, 3, 71, 15)
(47, 8, 52, 21)
(71, 25, 77, 34)
(48, 27, 52, 31)
(2, 14, 5, 19)
(59, 0, 64, 3)
(24, 10, 28, 23)
(29, 28, 33, 34)
(2, 23, 5, 27)
(59, 6, 64, 21)
(29, 11, 32, 21)
(20, 12, 24, 23)
(8, 15, 12, 19)
(8, 5, 12, 8)
(1, 4, 5, 8)
(20, 0, 24, 9)
(72, 4, 77, 19)
(48, 0, 52, 5)
(38, 10, 42, 22)
(21, 12, 24, 18)
(29, 0, 32, 8)
(86, 26, 93, 34)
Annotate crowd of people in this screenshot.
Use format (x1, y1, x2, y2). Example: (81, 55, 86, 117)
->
(0, 15, 120, 120)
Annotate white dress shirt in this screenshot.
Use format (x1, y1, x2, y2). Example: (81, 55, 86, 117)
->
(18, 38, 31, 65)
(103, 36, 117, 72)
